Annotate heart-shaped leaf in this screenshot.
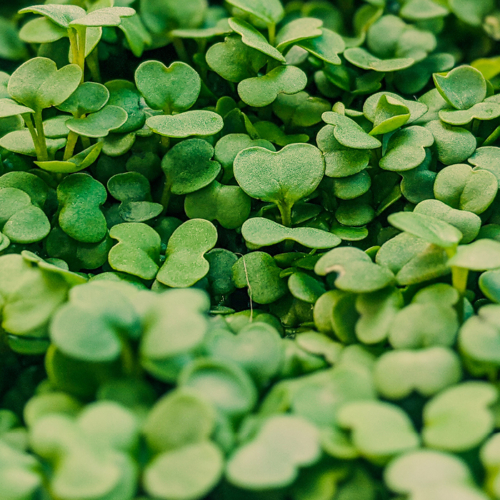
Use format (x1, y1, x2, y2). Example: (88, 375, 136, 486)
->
(423, 382, 497, 451)
(322, 112, 382, 149)
(380, 126, 434, 172)
(8, 57, 82, 111)
(368, 95, 410, 135)
(234, 143, 324, 213)
(226, 415, 321, 489)
(388, 211, 463, 248)
(19, 5, 86, 29)
(0, 98, 34, 117)
(57, 82, 110, 115)
(157, 219, 217, 288)
(69, 7, 135, 27)
(35, 142, 103, 174)
(135, 60, 201, 113)
(238, 66, 308, 108)
(57, 173, 107, 243)
(439, 97, 500, 125)
(147, 110, 223, 138)
(232, 251, 287, 304)
(0, 129, 66, 157)
(275, 17, 323, 51)
(184, 181, 251, 229)
(162, 138, 221, 195)
(469, 146, 500, 182)
(374, 347, 462, 399)
(315, 247, 395, 293)
(337, 401, 419, 463)
(433, 65, 487, 110)
(242, 217, 340, 249)
(109, 223, 161, 280)
(448, 239, 500, 271)
(66, 105, 128, 138)
(298, 28, 345, 65)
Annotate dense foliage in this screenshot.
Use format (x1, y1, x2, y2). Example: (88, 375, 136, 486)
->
(3, 0, 500, 499)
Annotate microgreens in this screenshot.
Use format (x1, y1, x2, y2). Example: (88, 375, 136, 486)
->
(2, 1, 500, 499)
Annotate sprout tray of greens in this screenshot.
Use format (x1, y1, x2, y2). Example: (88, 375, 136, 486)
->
(3, 0, 500, 499)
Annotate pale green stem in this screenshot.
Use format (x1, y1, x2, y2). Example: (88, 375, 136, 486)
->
(483, 126, 500, 147)
(68, 28, 79, 67)
(278, 202, 294, 252)
(64, 131, 79, 160)
(268, 23, 276, 46)
(76, 25, 87, 82)
(160, 180, 172, 212)
(172, 37, 189, 63)
(33, 111, 48, 161)
(81, 136, 91, 148)
(446, 245, 468, 323)
(22, 114, 43, 161)
(87, 47, 101, 83)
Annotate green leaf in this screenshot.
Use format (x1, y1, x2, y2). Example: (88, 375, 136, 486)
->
(469, 146, 500, 183)
(162, 138, 221, 195)
(147, 110, 223, 138)
(66, 105, 128, 138)
(35, 142, 103, 174)
(135, 60, 201, 113)
(433, 65, 487, 110)
(185, 181, 251, 229)
(19, 17, 68, 44)
(315, 247, 395, 293)
(109, 223, 161, 280)
(344, 47, 414, 72)
(238, 66, 308, 108)
(69, 7, 136, 27)
(423, 382, 497, 451)
(234, 143, 324, 213)
(449, 0, 494, 27)
(8, 57, 82, 112)
(439, 97, 500, 125)
(57, 82, 110, 115)
(322, 112, 381, 149)
(157, 219, 217, 288)
(369, 94, 410, 135)
(206, 35, 268, 83)
(0, 130, 66, 157)
(275, 17, 323, 51)
(337, 401, 419, 463)
(228, 18, 285, 62)
(297, 28, 345, 65)
(57, 173, 108, 243)
(225, 0, 284, 26)
(374, 347, 462, 399)
(19, 5, 86, 29)
(388, 211, 463, 248)
(400, 0, 449, 20)
(0, 98, 34, 118)
(232, 252, 287, 304)
(241, 217, 340, 249)
(144, 441, 223, 500)
(448, 239, 500, 271)
(226, 415, 321, 489)
(425, 120, 477, 165)
(379, 126, 434, 172)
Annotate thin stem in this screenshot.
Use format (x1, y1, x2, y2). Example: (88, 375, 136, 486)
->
(160, 180, 172, 212)
(64, 131, 79, 160)
(451, 266, 468, 323)
(81, 136, 91, 149)
(33, 111, 49, 161)
(68, 28, 79, 67)
(172, 37, 189, 63)
(160, 136, 170, 149)
(483, 126, 500, 147)
(86, 47, 101, 83)
(268, 23, 276, 46)
(22, 114, 43, 161)
(472, 119, 480, 136)
(76, 25, 87, 82)
(278, 203, 294, 252)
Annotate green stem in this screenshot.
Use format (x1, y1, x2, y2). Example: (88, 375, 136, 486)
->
(278, 203, 294, 252)
(483, 125, 500, 146)
(172, 37, 189, 63)
(23, 114, 43, 161)
(76, 25, 87, 82)
(86, 47, 101, 83)
(64, 131, 79, 160)
(268, 23, 276, 46)
(160, 136, 170, 149)
(33, 111, 49, 161)
(451, 266, 468, 323)
(472, 119, 480, 136)
(68, 28, 79, 67)
(161, 180, 172, 212)
(81, 136, 91, 149)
